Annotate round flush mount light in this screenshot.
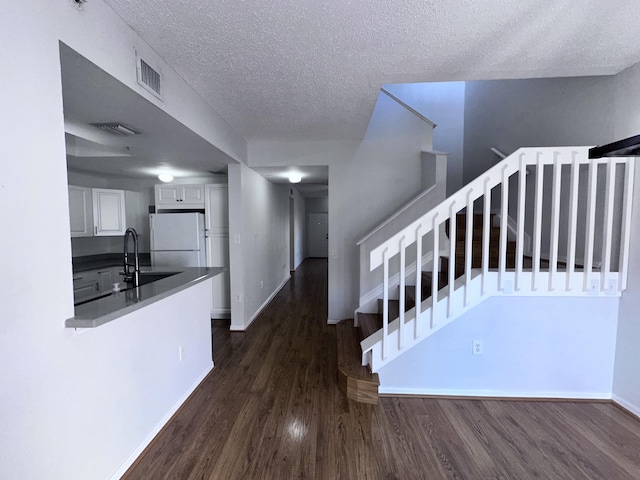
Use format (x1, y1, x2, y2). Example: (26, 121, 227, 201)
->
(288, 172, 302, 184)
(158, 173, 174, 183)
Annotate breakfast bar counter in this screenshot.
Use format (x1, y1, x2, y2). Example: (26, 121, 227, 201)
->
(66, 267, 225, 329)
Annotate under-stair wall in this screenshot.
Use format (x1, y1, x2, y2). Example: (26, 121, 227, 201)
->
(358, 146, 635, 374)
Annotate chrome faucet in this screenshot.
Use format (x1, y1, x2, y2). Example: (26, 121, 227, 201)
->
(123, 227, 140, 287)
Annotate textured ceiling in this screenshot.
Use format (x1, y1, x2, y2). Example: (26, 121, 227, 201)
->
(104, 0, 640, 142)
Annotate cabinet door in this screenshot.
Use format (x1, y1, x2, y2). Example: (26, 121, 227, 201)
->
(206, 234, 230, 318)
(68, 185, 93, 237)
(181, 185, 204, 205)
(93, 188, 127, 236)
(205, 185, 229, 234)
(155, 185, 180, 206)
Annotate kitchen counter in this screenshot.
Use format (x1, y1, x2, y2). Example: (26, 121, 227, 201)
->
(66, 267, 225, 329)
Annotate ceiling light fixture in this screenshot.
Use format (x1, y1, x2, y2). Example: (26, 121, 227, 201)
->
(288, 172, 302, 184)
(158, 173, 174, 182)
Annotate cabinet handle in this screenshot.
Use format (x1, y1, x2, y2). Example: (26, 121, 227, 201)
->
(94, 226, 98, 235)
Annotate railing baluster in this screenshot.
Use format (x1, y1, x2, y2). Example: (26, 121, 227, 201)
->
(566, 152, 579, 291)
(499, 165, 509, 291)
(620, 160, 635, 290)
(431, 215, 439, 328)
(549, 152, 562, 291)
(516, 154, 527, 291)
(601, 159, 615, 291)
(448, 201, 457, 317)
(464, 191, 474, 306)
(414, 224, 423, 338)
(482, 178, 491, 295)
(583, 161, 597, 291)
(382, 248, 389, 361)
(532, 153, 544, 291)
(398, 236, 405, 350)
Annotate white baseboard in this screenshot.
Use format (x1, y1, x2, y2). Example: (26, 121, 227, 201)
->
(612, 394, 640, 419)
(378, 386, 612, 400)
(327, 318, 341, 325)
(109, 363, 214, 480)
(235, 276, 290, 331)
(210, 308, 231, 319)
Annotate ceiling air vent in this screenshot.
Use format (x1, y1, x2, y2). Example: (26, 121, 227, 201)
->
(92, 123, 139, 136)
(135, 51, 163, 100)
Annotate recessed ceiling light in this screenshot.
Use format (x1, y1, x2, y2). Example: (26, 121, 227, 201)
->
(288, 173, 302, 183)
(158, 173, 174, 182)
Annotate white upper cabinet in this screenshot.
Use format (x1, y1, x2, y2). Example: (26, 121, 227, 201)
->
(92, 188, 127, 236)
(68, 185, 93, 237)
(155, 184, 205, 209)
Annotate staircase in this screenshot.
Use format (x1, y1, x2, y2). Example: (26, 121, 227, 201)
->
(339, 146, 635, 403)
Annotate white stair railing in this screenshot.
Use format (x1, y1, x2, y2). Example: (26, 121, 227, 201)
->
(362, 146, 635, 372)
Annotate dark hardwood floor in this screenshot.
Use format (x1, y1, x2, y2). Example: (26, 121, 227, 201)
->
(123, 258, 640, 479)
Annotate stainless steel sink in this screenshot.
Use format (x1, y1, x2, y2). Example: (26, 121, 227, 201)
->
(74, 271, 181, 306)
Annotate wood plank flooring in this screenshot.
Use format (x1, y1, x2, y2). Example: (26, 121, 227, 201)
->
(123, 258, 640, 480)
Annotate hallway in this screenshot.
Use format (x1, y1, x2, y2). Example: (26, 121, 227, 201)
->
(124, 259, 640, 479)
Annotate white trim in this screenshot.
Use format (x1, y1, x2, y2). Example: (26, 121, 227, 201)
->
(379, 87, 437, 127)
(108, 363, 214, 480)
(210, 308, 231, 319)
(612, 394, 640, 419)
(231, 276, 290, 331)
(327, 318, 341, 325)
(378, 386, 612, 400)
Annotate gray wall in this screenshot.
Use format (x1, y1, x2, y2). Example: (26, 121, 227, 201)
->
(463, 76, 616, 183)
(384, 81, 466, 195)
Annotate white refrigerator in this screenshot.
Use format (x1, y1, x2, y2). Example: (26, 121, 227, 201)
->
(150, 213, 206, 268)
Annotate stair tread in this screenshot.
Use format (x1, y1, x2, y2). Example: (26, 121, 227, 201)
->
(336, 319, 379, 405)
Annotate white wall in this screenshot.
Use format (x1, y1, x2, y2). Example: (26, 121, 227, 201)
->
(228, 163, 290, 330)
(378, 296, 618, 398)
(612, 60, 640, 416)
(384, 82, 466, 195)
(0, 2, 234, 478)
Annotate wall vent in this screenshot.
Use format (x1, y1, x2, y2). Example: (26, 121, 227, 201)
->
(135, 51, 163, 100)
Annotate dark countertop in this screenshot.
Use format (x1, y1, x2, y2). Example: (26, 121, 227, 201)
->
(66, 267, 225, 329)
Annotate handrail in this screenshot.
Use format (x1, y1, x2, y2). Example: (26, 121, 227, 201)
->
(356, 184, 437, 245)
(380, 88, 437, 127)
(361, 146, 635, 372)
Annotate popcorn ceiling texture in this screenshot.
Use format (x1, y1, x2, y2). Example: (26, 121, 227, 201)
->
(104, 0, 640, 142)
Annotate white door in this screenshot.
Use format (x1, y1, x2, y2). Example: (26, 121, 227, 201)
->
(307, 213, 328, 258)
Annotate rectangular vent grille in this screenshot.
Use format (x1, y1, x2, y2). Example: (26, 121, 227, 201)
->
(136, 52, 163, 100)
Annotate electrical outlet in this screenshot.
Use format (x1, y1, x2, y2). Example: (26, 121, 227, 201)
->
(472, 340, 483, 355)
(179, 345, 186, 361)
(234, 234, 241, 245)
(588, 279, 599, 296)
(234, 293, 242, 303)
(260, 280, 264, 289)
(606, 278, 618, 296)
